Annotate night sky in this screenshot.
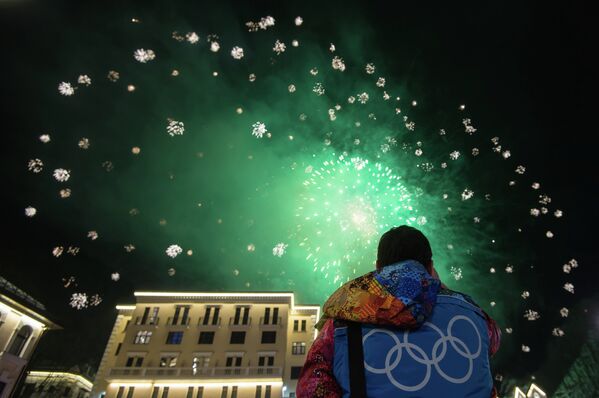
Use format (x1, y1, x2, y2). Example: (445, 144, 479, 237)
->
(0, 0, 596, 395)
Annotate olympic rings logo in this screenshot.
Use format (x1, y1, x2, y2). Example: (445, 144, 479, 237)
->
(362, 315, 482, 392)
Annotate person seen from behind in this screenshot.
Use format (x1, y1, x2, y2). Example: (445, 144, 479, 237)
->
(297, 225, 501, 397)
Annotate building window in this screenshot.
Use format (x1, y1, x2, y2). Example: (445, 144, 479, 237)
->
(202, 306, 220, 325)
(233, 307, 250, 325)
(263, 307, 279, 325)
(126, 356, 144, 367)
(149, 307, 160, 325)
(230, 331, 246, 344)
(258, 355, 274, 374)
(220, 386, 228, 398)
(198, 331, 215, 344)
(291, 366, 302, 379)
(115, 343, 122, 356)
(63, 386, 72, 396)
(192, 355, 211, 374)
(196, 387, 204, 398)
(231, 386, 238, 398)
(7, 325, 32, 356)
(116, 387, 125, 398)
(186, 387, 194, 398)
(225, 355, 242, 374)
(265, 385, 271, 398)
(233, 306, 250, 325)
(126, 387, 135, 398)
(293, 318, 307, 331)
(166, 331, 184, 344)
(292, 342, 306, 355)
(161, 387, 169, 398)
(172, 305, 190, 325)
(160, 355, 178, 367)
(134, 331, 152, 344)
(151, 387, 159, 398)
(255, 386, 262, 398)
(261, 331, 276, 344)
(140, 307, 150, 324)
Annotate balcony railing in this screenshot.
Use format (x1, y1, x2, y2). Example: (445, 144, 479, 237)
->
(259, 317, 284, 328)
(108, 366, 282, 379)
(197, 317, 221, 328)
(166, 317, 191, 327)
(228, 317, 252, 328)
(134, 316, 160, 326)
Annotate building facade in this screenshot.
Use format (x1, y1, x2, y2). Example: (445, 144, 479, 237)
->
(19, 370, 93, 398)
(0, 276, 61, 398)
(92, 292, 320, 398)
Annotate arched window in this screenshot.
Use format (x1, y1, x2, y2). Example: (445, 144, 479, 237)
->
(7, 325, 33, 357)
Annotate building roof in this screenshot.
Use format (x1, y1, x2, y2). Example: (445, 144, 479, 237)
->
(0, 275, 61, 329)
(26, 370, 93, 389)
(117, 291, 321, 319)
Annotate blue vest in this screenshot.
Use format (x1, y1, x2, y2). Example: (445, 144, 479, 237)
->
(333, 294, 492, 397)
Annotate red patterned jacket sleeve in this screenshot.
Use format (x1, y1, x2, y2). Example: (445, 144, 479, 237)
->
(483, 310, 501, 356)
(296, 318, 342, 398)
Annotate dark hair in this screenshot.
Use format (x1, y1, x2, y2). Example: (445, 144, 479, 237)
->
(377, 225, 432, 270)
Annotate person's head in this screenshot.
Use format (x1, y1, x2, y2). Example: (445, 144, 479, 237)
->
(376, 225, 433, 273)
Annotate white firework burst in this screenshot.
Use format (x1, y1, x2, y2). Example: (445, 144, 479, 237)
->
(313, 83, 325, 96)
(166, 120, 185, 136)
(107, 70, 120, 82)
(133, 48, 156, 63)
(273, 40, 286, 55)
(462, 118, 477, 134)
(25, 206, 37, 217)
(524, 309, 540, 320)
(365, 63, 375, 74)
(39, 134, 51, 143)
(210, 42, 220, 52)
(166, 244, 183, 258)
(53, 168, 71, 182)
(357, 92, 369, 104)
(552, 328, 565, 337)
(231, 46, 244, 59)
(58, 82, 75, 96)
(77, 75, 92, 86)
(563, 283, 574, 294)
(450, 266, 463, 281)
(186, 32, 199, 44)
(69, 293, 88, 309)
(332, 56, 346, 71)
(78, 138, 90, 149)
(461, 189, 474, 201)
(272, 243, 288, 257)
(251, 122, 267, 138)
(111, 272, 120, 281)
(295, 16, 303, 26)
(28, 159, 44, 173)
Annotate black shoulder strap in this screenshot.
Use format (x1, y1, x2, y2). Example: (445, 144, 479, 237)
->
(347, 321, 367, 397)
